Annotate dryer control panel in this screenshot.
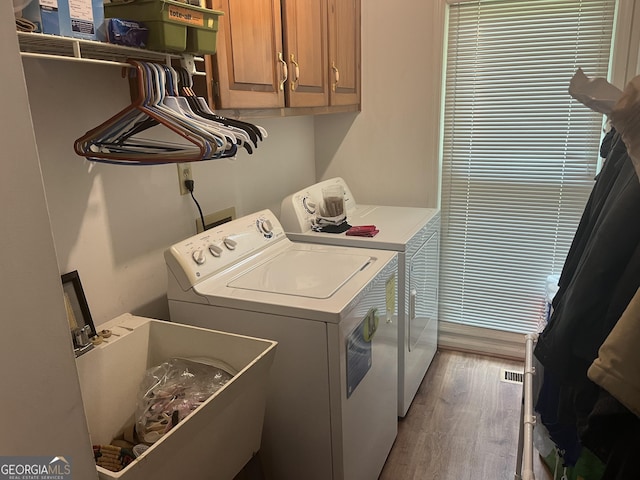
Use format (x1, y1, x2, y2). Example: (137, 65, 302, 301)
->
(165, 209, 287, 291)
(280, 177, 357, 233)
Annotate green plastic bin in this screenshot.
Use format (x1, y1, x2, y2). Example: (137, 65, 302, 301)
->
(104, 0, 223, 54)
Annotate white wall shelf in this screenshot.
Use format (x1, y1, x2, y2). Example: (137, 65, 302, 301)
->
(18, 31, 182, 67)
(18, 32, 206, 75)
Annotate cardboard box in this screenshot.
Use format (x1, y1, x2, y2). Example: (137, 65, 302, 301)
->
(22, 0, 66, 36)
(62, 0, 105, 41)
(22, 0, 105, 41)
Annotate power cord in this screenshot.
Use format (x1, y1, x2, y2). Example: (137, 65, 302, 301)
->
(184, 179, 206, 232)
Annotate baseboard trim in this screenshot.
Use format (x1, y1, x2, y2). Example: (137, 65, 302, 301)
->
(438, 321, 528, 361)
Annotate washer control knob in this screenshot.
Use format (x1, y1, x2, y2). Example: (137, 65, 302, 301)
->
(192, 249, 206, 265)
(223, 237, 237, 250)
(303, 197, 316, 214)
(258, 219, 273, 235)
(208, 244, 223, 257)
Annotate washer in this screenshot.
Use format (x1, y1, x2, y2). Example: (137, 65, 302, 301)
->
(280, 177, 440, 417)
(165, 209, 398, 480)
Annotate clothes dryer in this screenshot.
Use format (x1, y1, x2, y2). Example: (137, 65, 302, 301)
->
(280, 177, 440, 417)
(165, 209, 398, 480)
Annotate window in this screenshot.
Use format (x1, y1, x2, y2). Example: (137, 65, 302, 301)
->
(440, 0, 616, 333)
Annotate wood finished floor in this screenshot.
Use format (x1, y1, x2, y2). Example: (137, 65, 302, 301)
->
(379, 350, 552, 480)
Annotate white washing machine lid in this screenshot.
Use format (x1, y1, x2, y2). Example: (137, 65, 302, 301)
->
(228, 249, 371, 299)
(189, 243, 397, 323)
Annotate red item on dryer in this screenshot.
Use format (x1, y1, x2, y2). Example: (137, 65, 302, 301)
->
(346, 225, 379, 237)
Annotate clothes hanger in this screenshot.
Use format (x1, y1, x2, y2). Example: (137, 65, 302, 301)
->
(74, 60, 215, 164)
(140, 61, 221, 158)
(152, 64, 226, 154)
(75, 59, 268, 165)
(168, 66, 253, 156)
(173, 67, 254, 151)
(145, 62, 242, 160)
(175, 67, 268, 147)
(157, 63, 240, 157)
(165, 64, 242, 158)
(75, 67, 209, 163)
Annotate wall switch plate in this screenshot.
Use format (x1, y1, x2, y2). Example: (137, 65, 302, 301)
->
(177, 163, 194, 195)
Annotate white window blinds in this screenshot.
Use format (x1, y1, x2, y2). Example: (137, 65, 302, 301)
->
(441, 0, 616, 333)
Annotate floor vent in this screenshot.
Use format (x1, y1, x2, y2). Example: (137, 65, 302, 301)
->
(500, 369, 524, 384)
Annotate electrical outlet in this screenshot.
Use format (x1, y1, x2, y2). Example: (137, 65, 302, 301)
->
(177, 163, 193, 195)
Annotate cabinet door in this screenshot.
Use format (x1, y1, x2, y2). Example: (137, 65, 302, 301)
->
(328, 0, 361, 106)
(207, 0, 285, 108)
(282, 0, 329, 107)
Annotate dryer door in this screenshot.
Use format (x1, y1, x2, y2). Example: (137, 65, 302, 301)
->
(408, 230, 439, 352)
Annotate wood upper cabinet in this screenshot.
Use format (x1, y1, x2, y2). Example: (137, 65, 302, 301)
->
(328, 0, 361, 106)
(204, 0, 359, 110)
(282, 0, 329, 108)
(206, 0, 284, 109)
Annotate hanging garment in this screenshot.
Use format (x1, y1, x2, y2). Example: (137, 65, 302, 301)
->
(535, 142, 640, 380)
(535, 236, 640, 467)
(540, 446, 605, 480)
(568, 68, 623, 115)
(588, 286, 640, 417)
(550, 130, 626, 318)
(534, 134, 640, 466)
(568, 67, 640, 183)
(532, 69, 640, 477)
(610, 75, 640, 181)
(580, 390, 640, 480)
(534, 369, 590, 466)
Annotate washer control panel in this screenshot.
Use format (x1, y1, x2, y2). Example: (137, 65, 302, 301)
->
(165, 209, 287, 290)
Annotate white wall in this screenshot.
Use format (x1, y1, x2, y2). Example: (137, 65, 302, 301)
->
(23, 59, 316, 324)
(314, 0, 445, 208)
(0, 5, 96, 477)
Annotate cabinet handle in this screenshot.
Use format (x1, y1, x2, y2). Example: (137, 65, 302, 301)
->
(278, 52, 288, 91)
(410, 289, 417, 321)
(331, 62, 340, 92)
(290, 54, 300, 91)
